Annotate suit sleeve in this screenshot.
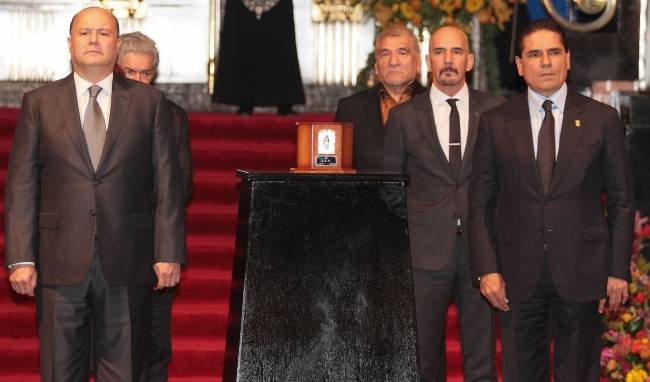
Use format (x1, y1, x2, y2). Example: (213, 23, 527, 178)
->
(175, 107, 193, 206)
(602, 109, 635, 280)
(382, 110, 406, 172)
(152, 94, 187, 265)
(334, 98, 349, 123)
(4, 93, 40, 267)
(468, 113, 499, 282)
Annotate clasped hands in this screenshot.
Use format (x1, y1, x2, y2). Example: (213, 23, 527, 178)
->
(479, 272, 628, 313)
(9, 262, 181, 296)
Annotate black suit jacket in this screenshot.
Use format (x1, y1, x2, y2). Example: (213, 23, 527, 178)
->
(168, 100, 193, 205)
(383, 88, 503, 271)
(468, 90, 635, 302)
(4, 73, 186, 286)
(335, 82, 427, 171)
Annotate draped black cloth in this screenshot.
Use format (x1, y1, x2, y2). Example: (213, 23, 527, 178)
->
(213, 0, 305, 107)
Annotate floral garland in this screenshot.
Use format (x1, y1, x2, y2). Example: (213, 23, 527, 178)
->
(601, 212, 650, 382)
(358, 0, 518, 92)
(365, 0, 515, 32)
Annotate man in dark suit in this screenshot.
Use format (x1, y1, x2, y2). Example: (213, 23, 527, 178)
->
(336, 23, 426, 171)
(384, 26, 502, 381)
(4, 7, 186, 381)
(118, 30, 193, 382)
(468, 19, 634, 381)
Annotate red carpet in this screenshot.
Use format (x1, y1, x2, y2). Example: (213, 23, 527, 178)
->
(0, 107, 471, 381)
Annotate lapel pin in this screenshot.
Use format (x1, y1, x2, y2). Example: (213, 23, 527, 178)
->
(575, 119, 582, 128)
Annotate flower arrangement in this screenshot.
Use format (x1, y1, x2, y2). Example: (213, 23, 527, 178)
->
(365, 0, 515, 32)
(601, 212, 650, 382)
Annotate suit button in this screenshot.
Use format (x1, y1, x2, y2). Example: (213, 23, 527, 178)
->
(93, 179, 100, 185)
(89, 209, 96, 216)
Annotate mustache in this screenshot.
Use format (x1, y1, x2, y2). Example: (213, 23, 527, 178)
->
(439, 67, 458, 75)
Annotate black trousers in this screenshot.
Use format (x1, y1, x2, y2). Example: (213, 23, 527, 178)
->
(413, 236, 497, 382)
(37, 251, 151, 382)
(499, 257, 601, 382)
(147, 287, 175, 382)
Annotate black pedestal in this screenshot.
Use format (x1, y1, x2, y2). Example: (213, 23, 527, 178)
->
(224, 171, 419, 381)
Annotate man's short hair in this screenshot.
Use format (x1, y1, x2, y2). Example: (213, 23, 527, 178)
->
(69, 7, 120, 36)
(374, 23, 421, 56)
(516, 19, 568, 57)
(118, 31, 160, 71)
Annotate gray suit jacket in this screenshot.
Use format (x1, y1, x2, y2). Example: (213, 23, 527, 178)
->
(4, 73, 186, 286)
(383, 88, 502, 271)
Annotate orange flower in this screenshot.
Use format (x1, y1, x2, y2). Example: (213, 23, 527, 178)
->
(439, 0, 457, 15)
(465, 0, 485, 13)
(410, 0, 422, 12)
(374, 1, 395, 25)
(477, 8, 495, 23)
(410, 13, 423, 26)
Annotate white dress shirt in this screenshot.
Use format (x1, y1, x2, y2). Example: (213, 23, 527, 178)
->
(74, 71, 113, 129)
(429, 83, 470, 160)
(527, 83, 567, 159)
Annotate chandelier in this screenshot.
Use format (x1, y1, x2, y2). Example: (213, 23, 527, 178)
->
(98, 0, 147, 19)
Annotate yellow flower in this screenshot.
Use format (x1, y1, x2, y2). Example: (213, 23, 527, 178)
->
(607, 359, 618, 372)
(400, 2, 416, 18)
(465, 0, 485, 13)
(625, 367, 648, 382)
(629, 283, 638, 294)
(439, 0, 457, 15)
(622, 312, 634, 322)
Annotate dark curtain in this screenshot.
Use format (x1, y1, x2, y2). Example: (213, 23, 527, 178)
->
(213, 0, 305, 106)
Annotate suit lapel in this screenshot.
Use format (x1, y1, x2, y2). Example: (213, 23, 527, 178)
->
(460, 89, 482, 178)
(363, 87, 384, 145)
(57, 73, 95, 173)
(98, 75, 132, 174)
(549, 91, 587, 194)
(413, 93, 456, 179)
(504, 94, 543, 193)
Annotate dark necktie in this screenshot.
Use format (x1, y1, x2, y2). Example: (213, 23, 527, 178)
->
(83, 85, 107, 171)
(537, 100, 555, 194)
(446, 98, 461, 175)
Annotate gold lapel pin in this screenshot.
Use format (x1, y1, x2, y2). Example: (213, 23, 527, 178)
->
(575, 119, 582, 128)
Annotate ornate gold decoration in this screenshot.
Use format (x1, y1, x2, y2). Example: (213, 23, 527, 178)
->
(313, 0, 364, 22)
(98, 0, 147, 19)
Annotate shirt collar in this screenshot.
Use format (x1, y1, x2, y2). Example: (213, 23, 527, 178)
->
(73, 72, 114, 99)
(378, 81, 415, 102)
(527, 82, 567, 113)
(429, 82, 469, 106)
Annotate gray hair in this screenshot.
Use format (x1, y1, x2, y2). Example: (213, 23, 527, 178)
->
(118, 31, 160, 71)
(374, 23, 420, 56)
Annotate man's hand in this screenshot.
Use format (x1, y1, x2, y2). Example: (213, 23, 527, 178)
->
(479, 273, 509, 311)
(599, 277, 628, 313)
(9, 265, 37, 297)
(153, 262, 181, 290)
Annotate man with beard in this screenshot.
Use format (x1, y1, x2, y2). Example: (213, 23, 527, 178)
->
(335, 23, 426, 171)
(384, 25, 502, 381)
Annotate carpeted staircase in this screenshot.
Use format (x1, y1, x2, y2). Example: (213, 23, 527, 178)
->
(0, 107, 470, 381)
